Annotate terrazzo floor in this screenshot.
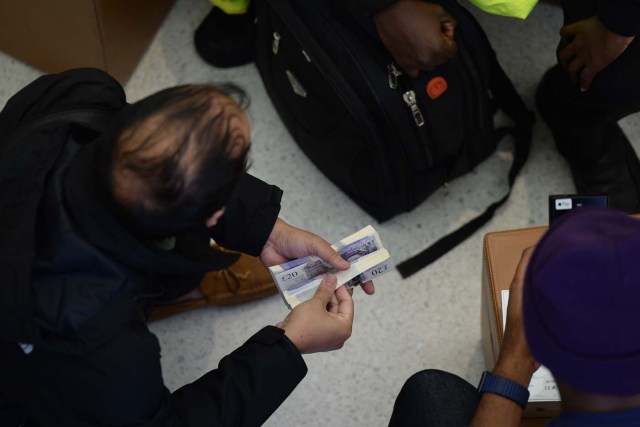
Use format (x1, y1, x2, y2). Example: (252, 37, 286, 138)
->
(2, 1, 639, 426)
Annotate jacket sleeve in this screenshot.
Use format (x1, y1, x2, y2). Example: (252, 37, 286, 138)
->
(209, 173, 283, 256)
(170, 326, 308, 426)
(597, 0, 640, 36)
(342, 0, 396, 17)
(26, 319, 307, 427)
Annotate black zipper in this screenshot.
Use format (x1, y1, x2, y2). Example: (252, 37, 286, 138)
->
(395, 73, 435, 167)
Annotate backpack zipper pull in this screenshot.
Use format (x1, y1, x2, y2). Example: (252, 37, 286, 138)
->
(387, 63, 403, 89)
(272, 32, 281, 55)
(403, 90, 425, 127)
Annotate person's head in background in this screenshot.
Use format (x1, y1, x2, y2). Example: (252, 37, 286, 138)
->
(523, 207, 640, 412)
(95, 83, 251, 238)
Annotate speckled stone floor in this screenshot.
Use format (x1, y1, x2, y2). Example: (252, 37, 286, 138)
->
(2, 1, 639, 426)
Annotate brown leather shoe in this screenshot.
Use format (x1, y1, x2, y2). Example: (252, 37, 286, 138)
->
(148, 252, 278, 322)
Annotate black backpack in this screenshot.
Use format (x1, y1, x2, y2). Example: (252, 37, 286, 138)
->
(255, 0, 534, 277)
(0, 68, 125, 343)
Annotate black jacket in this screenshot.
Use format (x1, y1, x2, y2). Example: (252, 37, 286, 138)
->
(344, 0, 394, 16)
(346, 0, 640, 36)
(593, 0, 640, 36)
(0, 69, 307, 426)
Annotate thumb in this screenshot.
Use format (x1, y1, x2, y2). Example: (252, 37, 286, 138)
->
(313, 240, 349, 271)
(580, 66, 595, 92)
(312, 274, 338, 305)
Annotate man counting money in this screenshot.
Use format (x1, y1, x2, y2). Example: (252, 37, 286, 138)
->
(0, 68, 374, 426)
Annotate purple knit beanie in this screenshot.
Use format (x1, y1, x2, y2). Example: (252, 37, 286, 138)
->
(523, 207, 640, 395)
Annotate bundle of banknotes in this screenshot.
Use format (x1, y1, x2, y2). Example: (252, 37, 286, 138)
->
(268, 225, 391, 309)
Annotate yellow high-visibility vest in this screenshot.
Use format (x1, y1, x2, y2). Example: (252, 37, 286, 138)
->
(467, 0, 538, 19)
(210, 0, 251, 15)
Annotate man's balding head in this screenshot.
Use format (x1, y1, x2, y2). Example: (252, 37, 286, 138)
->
(101, 84, 250, 237)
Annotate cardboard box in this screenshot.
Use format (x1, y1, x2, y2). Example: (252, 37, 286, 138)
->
(481, 226, 561, 424)
(0, 0, 175, 84)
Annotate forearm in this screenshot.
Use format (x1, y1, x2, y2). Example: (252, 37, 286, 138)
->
(170, 326, 307, 426)
(471, 394, 523, 427)
(470, 359, 535, 427)
(473, 247, 536, 426)
(28, 325, 306, 426)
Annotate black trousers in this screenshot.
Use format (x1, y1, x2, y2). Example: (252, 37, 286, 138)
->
(389, 370, 479, 427)
(537, 0, 640, 212)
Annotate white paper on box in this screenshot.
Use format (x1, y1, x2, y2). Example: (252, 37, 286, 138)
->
(501, 290, 561, 402)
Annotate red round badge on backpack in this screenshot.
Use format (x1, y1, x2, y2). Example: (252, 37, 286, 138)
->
(427, 77, 448, 99)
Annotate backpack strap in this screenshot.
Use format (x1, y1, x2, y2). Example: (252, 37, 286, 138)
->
(396, 56, 535, 278)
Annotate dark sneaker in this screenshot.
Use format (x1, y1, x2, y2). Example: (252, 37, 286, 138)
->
(194, 6, 256, 68)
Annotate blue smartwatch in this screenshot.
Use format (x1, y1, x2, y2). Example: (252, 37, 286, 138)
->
(477, 371, 530, 409)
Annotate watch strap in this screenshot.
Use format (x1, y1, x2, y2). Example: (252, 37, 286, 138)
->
(477, 371, 530, 409)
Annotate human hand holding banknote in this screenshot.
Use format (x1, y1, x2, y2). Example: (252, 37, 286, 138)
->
(269, 225, 390, 309)
(277, 274, 354, 354)
(261, 219, 375, 295)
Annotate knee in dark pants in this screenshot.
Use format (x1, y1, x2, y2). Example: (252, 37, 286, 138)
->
(389, 370, 479, 427)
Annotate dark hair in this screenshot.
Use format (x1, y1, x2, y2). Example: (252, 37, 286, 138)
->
(97, 83, 250, 237)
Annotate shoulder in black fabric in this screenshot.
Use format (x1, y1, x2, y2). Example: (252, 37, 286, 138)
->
(0, 68, 126, 343)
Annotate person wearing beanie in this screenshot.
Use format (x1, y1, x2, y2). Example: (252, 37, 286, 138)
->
(388, 207, 640, 426)
(522, 207, 640, 425)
